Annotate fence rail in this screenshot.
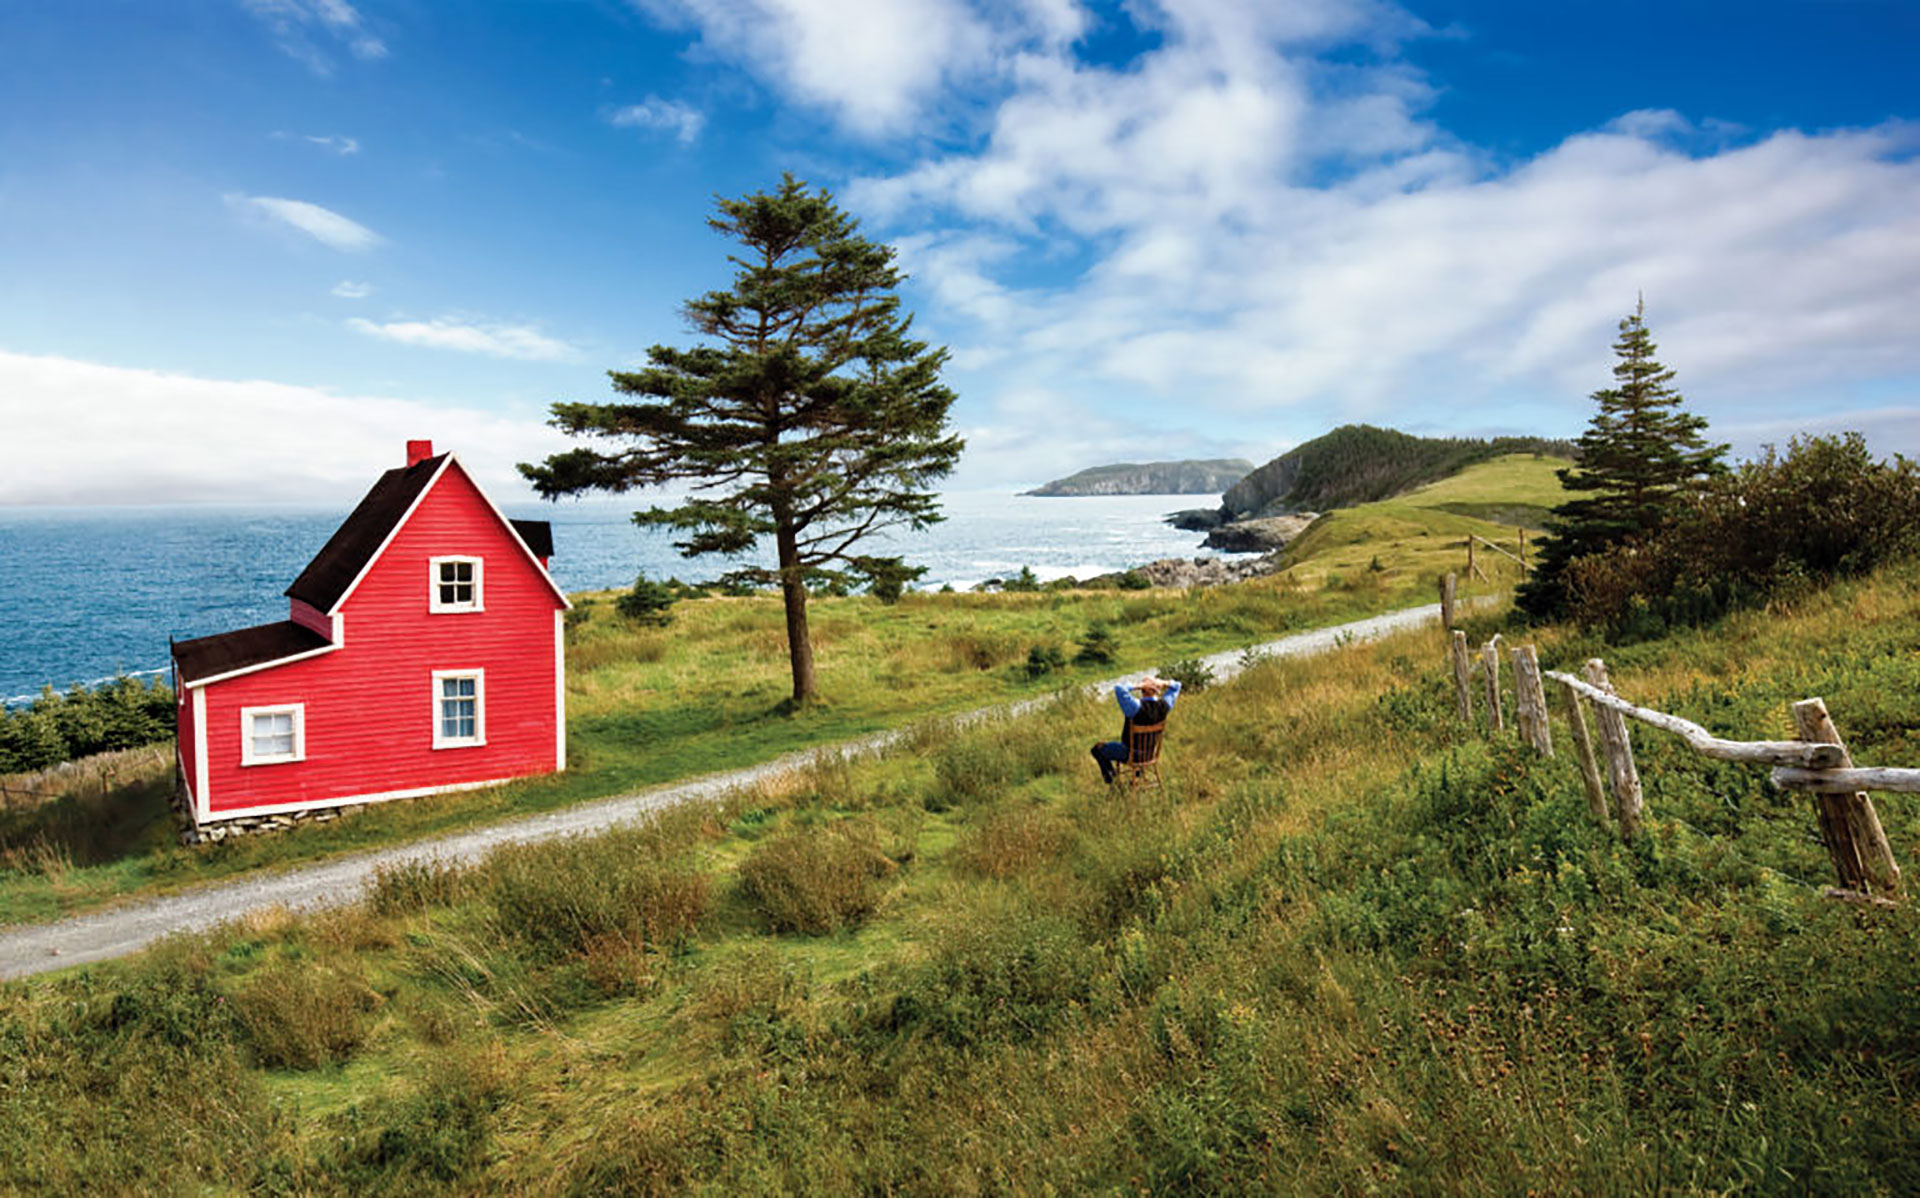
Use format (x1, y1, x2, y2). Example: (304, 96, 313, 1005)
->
(1542, 671, 1846, 769)
(1446, 626, 1910, 901)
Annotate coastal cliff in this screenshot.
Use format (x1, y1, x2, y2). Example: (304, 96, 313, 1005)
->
(1025, 458, 1254, 497)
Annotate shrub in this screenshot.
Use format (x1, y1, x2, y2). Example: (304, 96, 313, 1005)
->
(878, 908, 1103, 1049)
(926, 735, 1020, 812)
(1565, 433, 1920, 635)
(945, 629, 1023, 671)
(367, 857, 471, 916)
(953, 806, 1072, 879)
(1002, 566, 1042, 593)
(0, 675, 175, 774)
(616, 572, 678, 625)
(1024, 644, 1067, 679)
(335, 1050, 517, 1185)
(738, 819, 898, 935)
(483, 831, 709, 962)
(234, 960, 381, 1070)
(1074, 622, 1119, 666)
(865, 560, 925, 605)
(1159, 657, 1217, 693)
(1117, 569, 1152, 590)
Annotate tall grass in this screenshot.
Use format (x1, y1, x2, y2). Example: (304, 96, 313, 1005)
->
(0, 551, 1452, 928)
(4, 562, 1916, 1190)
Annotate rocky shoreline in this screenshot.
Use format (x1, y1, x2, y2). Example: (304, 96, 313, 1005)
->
(971, 506, 1321, 593)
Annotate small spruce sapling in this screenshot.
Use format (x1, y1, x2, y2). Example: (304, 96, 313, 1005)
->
(616, 572, 677, 625)
(1074, 623, 1119, 666)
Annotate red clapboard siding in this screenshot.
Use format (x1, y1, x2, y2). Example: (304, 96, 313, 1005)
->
(198, 462, 563, 817)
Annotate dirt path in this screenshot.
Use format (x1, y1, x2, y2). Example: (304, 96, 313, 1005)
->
(0, 600, 1457, 982)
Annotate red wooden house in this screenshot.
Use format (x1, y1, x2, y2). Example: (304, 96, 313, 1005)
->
(170, 441, 569, 833)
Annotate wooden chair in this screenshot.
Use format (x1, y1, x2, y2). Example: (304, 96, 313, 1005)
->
(1117, 720, 1165, 791)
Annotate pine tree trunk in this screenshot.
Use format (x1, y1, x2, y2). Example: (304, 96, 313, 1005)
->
(774, 517, 817, 705)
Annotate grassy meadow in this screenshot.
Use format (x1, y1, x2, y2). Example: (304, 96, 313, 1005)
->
(1278, 452, 1577, 587)
(0, 497, 1533, 928)
(3, 548, 1918, 1191)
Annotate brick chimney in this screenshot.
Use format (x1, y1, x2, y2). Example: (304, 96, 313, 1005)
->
(407, 440, 434, 467)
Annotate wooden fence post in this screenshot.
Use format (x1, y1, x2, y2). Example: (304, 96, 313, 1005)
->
(1467, 537, 1485, 582)
(1481, 637, 1505, 733)
(1517, 527, 1527, 568)
(1511, 645, 1553, 757)
(1559, 678, 1609, 828)
(1440, 572, 1456, 630)
(1450, 630, 1473, 724)
(1582, 659, 1643, 841)
(1792, 698, 1901, 897)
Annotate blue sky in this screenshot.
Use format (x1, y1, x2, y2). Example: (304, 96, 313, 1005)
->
(1, 0, 1915, 504)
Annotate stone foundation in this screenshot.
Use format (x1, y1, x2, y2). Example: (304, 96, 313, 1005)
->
(170, 775, 366, 845)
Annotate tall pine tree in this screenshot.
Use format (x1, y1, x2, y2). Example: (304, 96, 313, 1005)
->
(1517, 299, 1726, 620)
(521, 176, 963, 703)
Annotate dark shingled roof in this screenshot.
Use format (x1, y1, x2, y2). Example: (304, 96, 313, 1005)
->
(285, 453, 446, 611)
(172, 621, 334, 686)
(510, 519, 554, 560)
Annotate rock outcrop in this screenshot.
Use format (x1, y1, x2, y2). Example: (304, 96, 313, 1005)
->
(1201, 513, 1318, 553)
(1025, 458, 1255, 497)
(1163, 507, 1226, 531)
(1129, 553, 1285, 588)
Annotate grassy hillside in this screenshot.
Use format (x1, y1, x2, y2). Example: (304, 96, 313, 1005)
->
(4, 555, 1917, 1191)
(0, 558, 1480, 927)
(1277, 453, 1580, 587)
(1223, 424, 1577, 519)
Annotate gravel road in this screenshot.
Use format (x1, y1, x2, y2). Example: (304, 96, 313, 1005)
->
(0, 600, 1456, 982)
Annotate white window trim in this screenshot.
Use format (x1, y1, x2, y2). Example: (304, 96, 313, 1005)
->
(240, 703, 306, 767)
(428, 555, 485, 613)
(431, 668, 487, 749)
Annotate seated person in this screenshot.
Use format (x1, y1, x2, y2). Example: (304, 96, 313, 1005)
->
(1091, 675, 1181, 784)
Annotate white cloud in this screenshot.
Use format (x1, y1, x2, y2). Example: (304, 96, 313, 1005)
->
(0, 350, 568, 505)
(947, 385, 1253, 489)
(305, 133, 361, 155)
(227, 194, 384, 252)
(331, 280, 373, 299)
(241, 0, 389, 75)
(346, 316, 581, 362)
(826, 0, 1920, 479)
(635, 0, 1046, 135)
(607, 98, 707, 144)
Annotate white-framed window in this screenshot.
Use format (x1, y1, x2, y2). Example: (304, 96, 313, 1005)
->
(240, 704, 305, 766)
(431, 669, 486, 749)
(429, 556, 484, 612)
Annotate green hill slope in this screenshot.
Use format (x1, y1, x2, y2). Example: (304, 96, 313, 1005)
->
(1276, 452, 1583, 585)
(1223, 424, 1577, 519)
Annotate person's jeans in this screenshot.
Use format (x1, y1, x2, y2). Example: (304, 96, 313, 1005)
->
(1091, 740, 1130, 784)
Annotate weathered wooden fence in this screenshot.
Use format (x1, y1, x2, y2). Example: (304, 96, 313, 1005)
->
(1445, 631, 1920, 901)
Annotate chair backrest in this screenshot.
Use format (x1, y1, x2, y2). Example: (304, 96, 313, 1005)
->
(1125, 720, 1165, 766)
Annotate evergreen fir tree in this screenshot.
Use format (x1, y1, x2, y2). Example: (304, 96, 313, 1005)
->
(1517, 299, 1727, 619)
(521, 176, 962, 703)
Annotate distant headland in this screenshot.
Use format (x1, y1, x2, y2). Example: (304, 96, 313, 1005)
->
(1023, 458, 1255, 497)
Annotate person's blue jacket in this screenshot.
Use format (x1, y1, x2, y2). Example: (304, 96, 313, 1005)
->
(1114, 680, 1181, 721)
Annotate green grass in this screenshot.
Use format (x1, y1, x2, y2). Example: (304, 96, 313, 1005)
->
(0, 567, 1451, 927)
(5, 556, 1918, 1191)
(1279, 453, 1583, 588)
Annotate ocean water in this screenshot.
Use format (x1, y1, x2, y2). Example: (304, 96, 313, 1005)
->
(0, 491, 1224, 702)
